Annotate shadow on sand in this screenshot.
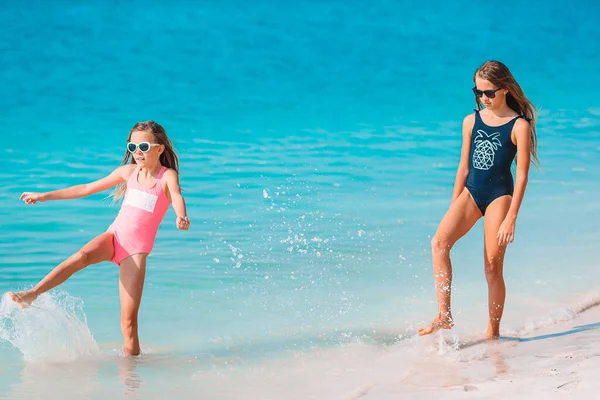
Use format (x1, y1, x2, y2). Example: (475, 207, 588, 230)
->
(500, 321, 600, 343)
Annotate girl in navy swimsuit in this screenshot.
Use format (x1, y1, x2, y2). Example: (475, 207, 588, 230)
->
(418, 61, 540, 339)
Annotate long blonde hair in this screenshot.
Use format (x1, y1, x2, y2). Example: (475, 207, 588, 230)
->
(110, 121, 179, 201)
(474, 60, 540, 169)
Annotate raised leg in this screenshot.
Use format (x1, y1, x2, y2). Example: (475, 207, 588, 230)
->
(418, 188, 482, 336)
(8, 232, 115, 306)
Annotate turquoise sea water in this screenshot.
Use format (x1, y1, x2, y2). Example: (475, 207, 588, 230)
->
(1, 1, 599, 398)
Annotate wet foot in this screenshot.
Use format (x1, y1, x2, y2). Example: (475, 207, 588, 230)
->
(123, 347, 141, 357)
(418, 314, 454, 336)
(7, 290, 38, 308)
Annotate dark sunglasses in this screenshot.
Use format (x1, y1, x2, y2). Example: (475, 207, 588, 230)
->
(127, 141, 161, 153)
(472, 87, 502, 99)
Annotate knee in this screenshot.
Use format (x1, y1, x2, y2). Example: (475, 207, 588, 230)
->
(71, 250, 90, 268)
(431, 235, 453, 254)
(484, 261, 503, 282)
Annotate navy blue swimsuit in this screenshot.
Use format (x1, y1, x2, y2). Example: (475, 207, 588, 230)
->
(465, 110, 522, 215)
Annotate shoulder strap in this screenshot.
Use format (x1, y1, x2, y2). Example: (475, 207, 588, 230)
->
(510, 115, 527, 124)
(472, 109, 481, 124)
(127, 165, 140, 185)
(157, 166, 167, 179)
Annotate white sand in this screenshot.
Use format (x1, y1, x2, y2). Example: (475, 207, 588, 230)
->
(363, 301, 600, 399)
(185, 292, 600, 399)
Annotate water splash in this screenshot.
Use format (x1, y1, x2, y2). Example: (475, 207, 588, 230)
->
(0, 291, 100, 362)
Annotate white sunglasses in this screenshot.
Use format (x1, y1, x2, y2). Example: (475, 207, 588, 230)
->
(127, 142, 161, 153)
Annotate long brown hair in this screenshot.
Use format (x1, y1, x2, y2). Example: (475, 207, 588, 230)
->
(474, 60, 540, 169)
(110, 121, 180, 201)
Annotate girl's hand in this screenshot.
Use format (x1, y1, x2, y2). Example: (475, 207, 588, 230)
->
(497, 217, 516, 246)
(176, 216, 190, 230)
(20, 192, 46, 204)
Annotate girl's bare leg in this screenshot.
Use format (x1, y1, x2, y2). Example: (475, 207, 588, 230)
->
(418, 188, 482, 336)
(118, 253, 147, 356)
(483, 195, 511, 339)
(8, 232, 115, 305)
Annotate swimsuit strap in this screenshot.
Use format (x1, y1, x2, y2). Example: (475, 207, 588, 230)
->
(157, 166, 167, 180)
(156, 166, 168, 193)
(127, 165, 141, 186)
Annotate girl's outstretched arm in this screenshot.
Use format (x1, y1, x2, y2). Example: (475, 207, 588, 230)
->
(497, 118, 531, 245)
(20, 164, 135, 204)
(163, 169, 190, 230)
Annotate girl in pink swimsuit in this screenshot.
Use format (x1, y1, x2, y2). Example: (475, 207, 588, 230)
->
(7, 121, 190, 356)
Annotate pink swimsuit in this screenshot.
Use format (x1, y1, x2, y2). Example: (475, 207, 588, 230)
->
(108, 165, 171, 265)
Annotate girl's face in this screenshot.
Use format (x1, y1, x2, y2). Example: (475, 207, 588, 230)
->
(127, 130, 164, 168)
(473, 75, 508, 110)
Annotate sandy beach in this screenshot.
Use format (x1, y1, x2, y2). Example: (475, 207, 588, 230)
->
(3, 291, 600, 400)
(178, 291, 600, 400)
(361, 294, 600, 399)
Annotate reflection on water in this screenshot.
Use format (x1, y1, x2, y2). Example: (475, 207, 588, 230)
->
(491, 348, 509, 376)
(11, 359, 99, 400)
(118, 356, 142, 399)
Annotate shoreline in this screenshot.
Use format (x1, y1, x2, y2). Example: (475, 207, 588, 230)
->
(363, 293, 600, 399)
(1, 288, 600, 399)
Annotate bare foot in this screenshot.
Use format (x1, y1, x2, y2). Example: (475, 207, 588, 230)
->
(417, 314, 454, 336)
(7, 290, 38, 308)
(123, 346, 141, 357)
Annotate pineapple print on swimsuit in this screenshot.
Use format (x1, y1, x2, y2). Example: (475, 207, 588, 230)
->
(472, 130, 502, 170)
(466, 110, 523, 215)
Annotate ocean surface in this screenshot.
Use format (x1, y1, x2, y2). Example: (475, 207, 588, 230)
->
(1, 0, 599, 398)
